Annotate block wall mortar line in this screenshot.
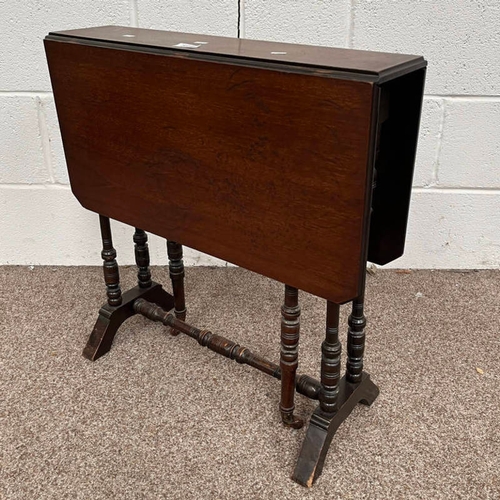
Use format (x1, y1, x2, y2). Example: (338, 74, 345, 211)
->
(425, 95, 500, 101)
(0, 184, 70, 190)
(347, 0, 355, 48)
(413, 187, 500, 195)
(0, 91, 52, 96)
(129, 0, 138, 27)
(238, 0, 245, 38)
(36, 97, 55, 184)
(430, 99, 446, 186)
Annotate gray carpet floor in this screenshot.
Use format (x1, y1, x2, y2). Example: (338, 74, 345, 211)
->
(1, 266, 499, 499)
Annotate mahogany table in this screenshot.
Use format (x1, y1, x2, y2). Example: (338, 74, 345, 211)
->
(44, 26, 426, 487)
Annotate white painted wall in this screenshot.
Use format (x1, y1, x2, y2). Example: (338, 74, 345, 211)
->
(1, 1, 499, 269)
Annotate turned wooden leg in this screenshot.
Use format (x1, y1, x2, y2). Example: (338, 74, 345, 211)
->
(320, 302, 342, 414)
(133, 228, 152, 288)
(293, 298, 379, 487)
(166, 240, 186, 336)
(82, 216, 174, 361)
(346, 294, 366, 383)
(280, 285, 304, 429)
(100, 215, 122, 306)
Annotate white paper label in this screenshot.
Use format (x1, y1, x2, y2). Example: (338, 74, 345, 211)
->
(173, 43, 201, 49)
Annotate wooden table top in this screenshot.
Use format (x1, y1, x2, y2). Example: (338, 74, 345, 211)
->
(45, 27, 425, 304)
(48, 25, 425, 83)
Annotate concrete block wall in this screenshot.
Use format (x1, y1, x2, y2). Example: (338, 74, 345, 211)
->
(1, 1, 499, 269)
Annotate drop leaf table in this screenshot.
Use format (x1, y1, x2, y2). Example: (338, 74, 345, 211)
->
(44, 26, 426, 487)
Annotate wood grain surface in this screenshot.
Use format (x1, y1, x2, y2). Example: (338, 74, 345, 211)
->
(45, 39, 376, 303)
(48, 25, 425, 82)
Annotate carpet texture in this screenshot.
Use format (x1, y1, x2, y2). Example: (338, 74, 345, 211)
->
(0, 266, 499, 499)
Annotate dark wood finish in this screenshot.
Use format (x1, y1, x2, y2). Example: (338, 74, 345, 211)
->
(47, 25, 425, 83)
(293, 299, 374, 488)
(320, 302, 342, 414)
(83, 283, 174, 361)
(346, 295, 367, 383)
(45, 26, 426, 487)
(133, 298, 320, 400)
(368, 68, 426, 264)
(293, 372, 380, 487)
(99, 215, 122, 306)
(166, 241, 186, 336)
(279, 285, 304, 429)
(133, 228, 152, 288)
(45, 36, 383, 304)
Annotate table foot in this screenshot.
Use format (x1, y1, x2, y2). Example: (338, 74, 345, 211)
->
(281, 412, 305, 429)
(83, 282, 174, 361)
(292, 372, 379, 487)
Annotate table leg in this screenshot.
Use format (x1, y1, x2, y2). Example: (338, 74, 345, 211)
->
(133, 228, 152, 288)
(346, 294, 366, 383)
(320, 302, 342, 414)
(100, 215, 122, 306)
(280, 285, 304, 429)
(83, 283, 174, 361)
(82, 216, 173, 361)
(166, 240, 186, 336)
(293, 297, 379, 487)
